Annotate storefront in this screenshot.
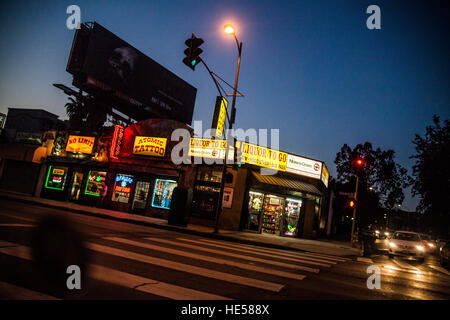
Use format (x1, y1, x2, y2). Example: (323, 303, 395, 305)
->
(238, 169, 324, 239)
(208, 141, 330, 239)
(101, 119, 196, 219)
(39, 132, 110, 205)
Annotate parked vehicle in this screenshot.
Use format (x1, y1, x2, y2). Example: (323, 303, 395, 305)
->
(439, 241, 449, 268)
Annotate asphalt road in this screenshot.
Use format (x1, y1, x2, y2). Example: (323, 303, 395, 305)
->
(1, 198, 450, 300)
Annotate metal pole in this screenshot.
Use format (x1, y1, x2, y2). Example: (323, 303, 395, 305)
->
(214, 40, 242, 234)
(351, 175, 359, 247)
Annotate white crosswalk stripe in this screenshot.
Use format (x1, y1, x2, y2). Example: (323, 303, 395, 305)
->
(0, 243, 232, 300)
(86, 242, 285, 292)
(172, 237, 336, 268)
(191, 237, 350, 263)
(143, 237, 321, 272)
(0, 234, 346, 300)
(104, 237, 307, 281)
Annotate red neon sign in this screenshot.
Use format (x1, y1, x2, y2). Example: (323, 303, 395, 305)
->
(110, 125, 124, 160)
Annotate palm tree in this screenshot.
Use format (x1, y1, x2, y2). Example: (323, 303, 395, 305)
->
(65, 95, 87, 131)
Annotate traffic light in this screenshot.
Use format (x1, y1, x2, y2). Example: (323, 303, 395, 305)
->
(356, 159, 364, 166)
(183, 34, 204, 71)
(348, 199, 356, 208)
(234, 139, 243, 168)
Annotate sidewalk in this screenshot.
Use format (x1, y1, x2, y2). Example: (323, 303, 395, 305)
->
(0, 191, 362, 257)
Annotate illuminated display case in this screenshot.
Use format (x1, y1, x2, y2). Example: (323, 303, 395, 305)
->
(44, 166, 69, 190)
(261, 195, 284, 235)
(112, 174, 134, 203)
(85, 170, 107, 197)
(151, 179, 177, 210)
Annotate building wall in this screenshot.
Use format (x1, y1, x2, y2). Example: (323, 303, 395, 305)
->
(220, 167, 248, 231)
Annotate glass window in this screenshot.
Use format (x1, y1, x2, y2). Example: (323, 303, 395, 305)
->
(85, 170, 107, 197)
(393, 232, 420, 241)
(151, 179, 177, 210)
(112, 174, 134, 203)
(45, 166, 69, 190)
(196, 167, 222, 183)
(132, 181, 151, 211)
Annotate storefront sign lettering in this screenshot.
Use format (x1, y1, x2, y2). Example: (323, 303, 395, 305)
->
(133, 136, 167, 157)
(66, 135, 96, 154)
(286, 154, 322, 180)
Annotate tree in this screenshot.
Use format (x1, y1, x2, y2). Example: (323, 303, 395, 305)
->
(64, 94, 110, 134)
(335, 142, 411, 211)
(411, 115, 450, 236)
(65, 95, 87, 130)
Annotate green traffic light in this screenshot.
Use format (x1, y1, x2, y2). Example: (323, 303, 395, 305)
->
(191, 59, 196, 66)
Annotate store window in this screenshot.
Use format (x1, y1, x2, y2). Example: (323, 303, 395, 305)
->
(44, 166, 69, 190)
(196, 167, 222, 183)
(85, 170, 107, 197)
(261, 195, 284, 235)
(151, 179, 177, 210)
(112, 174, 134, 203)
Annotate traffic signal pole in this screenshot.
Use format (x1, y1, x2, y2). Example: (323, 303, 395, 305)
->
(213, 40, 242, 234)
(350, 174, 359, 247)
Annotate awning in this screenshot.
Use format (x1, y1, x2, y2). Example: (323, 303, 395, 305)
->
(251, 171, 323, 197)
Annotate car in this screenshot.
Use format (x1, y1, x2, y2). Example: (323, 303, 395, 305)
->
(420, 234, 437, 254)
(439, 241, 449, 268)
(388, 231, 426, 262)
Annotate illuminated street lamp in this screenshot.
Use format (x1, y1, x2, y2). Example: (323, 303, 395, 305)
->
(214, 24, 243, 234)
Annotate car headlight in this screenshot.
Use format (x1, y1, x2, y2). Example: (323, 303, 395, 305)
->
(384, 232, 390, 236)
(416, 245, 424, 251)
(427, 243, 434, 248)
(389, 242, 397, 248)
(375, 230, 380, 234)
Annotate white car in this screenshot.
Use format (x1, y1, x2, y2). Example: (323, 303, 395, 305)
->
(388, 231, 426, 262)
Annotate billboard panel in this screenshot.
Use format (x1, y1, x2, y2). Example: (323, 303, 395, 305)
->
(67, 22, 197, 124)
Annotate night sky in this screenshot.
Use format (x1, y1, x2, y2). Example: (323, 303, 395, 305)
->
(0, 0, 449, 211)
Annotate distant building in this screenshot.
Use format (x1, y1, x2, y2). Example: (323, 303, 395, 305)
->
(0, 108, 67, 195)
(1, 108, 66, 144)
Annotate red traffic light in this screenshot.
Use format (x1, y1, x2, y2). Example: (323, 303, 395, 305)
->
(356, 159, 364, 166)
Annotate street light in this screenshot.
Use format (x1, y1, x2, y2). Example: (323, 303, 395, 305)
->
(224, 24, 235, 35)
(213, 24, 243, 233)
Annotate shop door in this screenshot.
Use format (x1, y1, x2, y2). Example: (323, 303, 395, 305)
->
(261, 195, 284, 235)
(69, 171, 84, 201)
(282, 198, 303, 237)
(245, 191, 264, 231)
(131, 181, 151, 214)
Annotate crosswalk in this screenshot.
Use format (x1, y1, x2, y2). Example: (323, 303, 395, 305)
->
(0, 235, 349, 300)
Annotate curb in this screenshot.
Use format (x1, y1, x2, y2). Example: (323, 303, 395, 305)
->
(0, 193, 361, 258)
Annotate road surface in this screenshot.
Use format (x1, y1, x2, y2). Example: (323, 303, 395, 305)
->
(1, 198, 450, 300)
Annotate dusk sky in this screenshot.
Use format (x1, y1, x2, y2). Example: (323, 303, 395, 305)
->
(0, 0, 448, 211)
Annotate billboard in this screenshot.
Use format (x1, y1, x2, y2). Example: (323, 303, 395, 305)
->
(0, 112, 6, 129)
(67, 22, 197, 124)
